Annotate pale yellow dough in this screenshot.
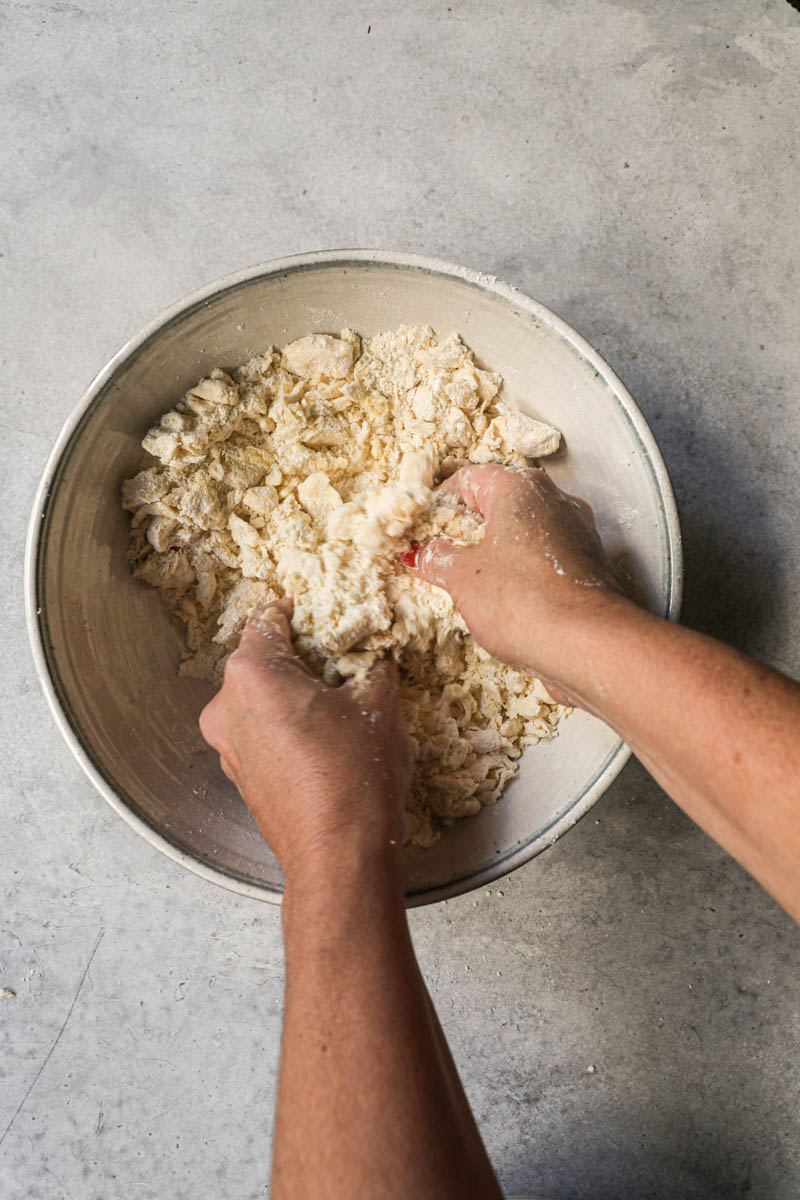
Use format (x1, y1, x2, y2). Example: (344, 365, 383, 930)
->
(123, 326, 569, 845)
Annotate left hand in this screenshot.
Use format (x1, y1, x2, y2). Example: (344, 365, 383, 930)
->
(199, 599, 413, 882)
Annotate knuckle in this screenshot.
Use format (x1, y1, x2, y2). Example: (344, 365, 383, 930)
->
(199, 702, 221, 746)
(482, 462, 508, 483)
(223, 650, 256, 686)
(419, 541, 446, 582)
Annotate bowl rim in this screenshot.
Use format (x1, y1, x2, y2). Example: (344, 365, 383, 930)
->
(24, 248, 683, 907)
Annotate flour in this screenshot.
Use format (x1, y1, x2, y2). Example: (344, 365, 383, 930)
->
(123, 326, 569, 845)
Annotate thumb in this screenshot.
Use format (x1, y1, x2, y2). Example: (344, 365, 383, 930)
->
(413, 536, 469, 591)
(564, 491, 597, 528)
(349, 656, 398, 702)
(236, 597, 298, 667)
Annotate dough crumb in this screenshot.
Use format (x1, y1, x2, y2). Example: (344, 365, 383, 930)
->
(124, 326, 568, 845)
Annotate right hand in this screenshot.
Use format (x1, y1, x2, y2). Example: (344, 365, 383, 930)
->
(408, 463, 625, 690)
(199, 600, 413, 885)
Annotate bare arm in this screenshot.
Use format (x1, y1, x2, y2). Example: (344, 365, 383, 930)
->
(278, 865, 501, 1200)
(199, 603, 503, 1200)
(553, 601, 800, 924)
(413, 464, 800, 925)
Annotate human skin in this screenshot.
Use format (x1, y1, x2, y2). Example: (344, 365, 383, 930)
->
(412, 464, 800, 927)
(199, 601, 504, 1200)
(199, 462, 800, 1199)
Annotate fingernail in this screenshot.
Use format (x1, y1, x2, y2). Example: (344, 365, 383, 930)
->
(400, 540, 421, 569)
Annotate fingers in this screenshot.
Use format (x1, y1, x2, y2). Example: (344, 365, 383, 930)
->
(436, 463, 510, 518)
(236, 598, 298, 667)
(349, 656, 398, 700)
(223, 597, 315, 691)
(414, 535, 470, 590)
(345, 659, 405, 736)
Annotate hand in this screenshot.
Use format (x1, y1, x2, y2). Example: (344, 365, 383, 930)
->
(410, 463, 626, 692)
(199, 600, 413, 882)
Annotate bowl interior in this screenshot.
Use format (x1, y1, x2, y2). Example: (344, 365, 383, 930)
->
(32, 257, 678, 903)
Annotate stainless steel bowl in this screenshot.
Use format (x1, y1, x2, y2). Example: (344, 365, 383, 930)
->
(25, 250, 682, 905)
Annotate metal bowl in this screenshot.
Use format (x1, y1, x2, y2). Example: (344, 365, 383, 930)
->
(25, 250, 682, 906)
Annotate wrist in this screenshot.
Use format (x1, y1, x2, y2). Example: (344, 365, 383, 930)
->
(245, 776, 405, 873)
(282, 839, 407, 940)
(282, 832, 405, 909)
(520, 588, 639, 701)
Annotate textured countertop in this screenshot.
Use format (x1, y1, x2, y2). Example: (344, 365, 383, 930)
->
(2, 2, 799, 1197)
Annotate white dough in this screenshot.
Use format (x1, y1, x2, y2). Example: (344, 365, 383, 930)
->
(123, 326, 567, 845)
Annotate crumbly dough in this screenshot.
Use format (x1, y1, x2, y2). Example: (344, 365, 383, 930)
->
(123, 326, 569, 845)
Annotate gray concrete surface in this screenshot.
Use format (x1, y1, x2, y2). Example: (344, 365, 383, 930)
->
(2, 1, 800, 1197)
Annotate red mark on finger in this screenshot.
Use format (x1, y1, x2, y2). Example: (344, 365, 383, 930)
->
(400, 540, 421, 569)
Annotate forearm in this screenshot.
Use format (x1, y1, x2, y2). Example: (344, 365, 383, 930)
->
(200, 605, 502, 1194)
(272, 841, 502, 1200)
(544, 596, 800, 922)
